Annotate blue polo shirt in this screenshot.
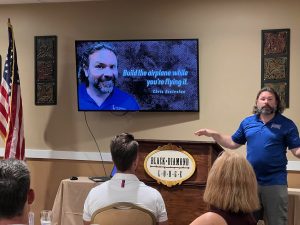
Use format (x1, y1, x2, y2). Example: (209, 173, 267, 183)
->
(232, 113, 300, 185)
(78, 83, 140, 111)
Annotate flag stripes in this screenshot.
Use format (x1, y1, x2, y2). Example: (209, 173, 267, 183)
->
(0, 19, 25, 160)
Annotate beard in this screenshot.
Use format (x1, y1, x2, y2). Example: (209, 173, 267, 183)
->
(93, 75, 116, 94)
(257, 105, 276, 115)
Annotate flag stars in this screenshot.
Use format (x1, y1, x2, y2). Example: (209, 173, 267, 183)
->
(0, 22, 25, 160)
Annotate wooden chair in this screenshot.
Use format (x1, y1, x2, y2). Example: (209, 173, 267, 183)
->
(91, 202, 156, 225)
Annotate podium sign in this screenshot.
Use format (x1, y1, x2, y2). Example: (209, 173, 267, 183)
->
(136, 139, 223, 225)
(144, 143, 196, 187)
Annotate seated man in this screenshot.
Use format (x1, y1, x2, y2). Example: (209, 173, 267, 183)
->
(83, 133, 168, 225)
(0, 159, 35, 225)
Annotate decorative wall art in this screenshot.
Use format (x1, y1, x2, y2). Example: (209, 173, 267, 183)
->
(35, 36, 57, 105)
(261, 29, 290, 108)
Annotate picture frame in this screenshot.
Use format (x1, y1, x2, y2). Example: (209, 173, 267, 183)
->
(35, 35, 57, 105)
(261, 28, 290, 108)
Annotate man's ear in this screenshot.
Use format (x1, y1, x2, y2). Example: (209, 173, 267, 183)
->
(27, 189, 35, 205)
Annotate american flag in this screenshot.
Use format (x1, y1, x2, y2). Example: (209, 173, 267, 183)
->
(0, 19, 25, 160)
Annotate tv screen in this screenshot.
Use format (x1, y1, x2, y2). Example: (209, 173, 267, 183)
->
(75, 39, 199, 112)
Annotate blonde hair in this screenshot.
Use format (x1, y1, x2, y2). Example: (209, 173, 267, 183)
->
(203, 150, 260, 213)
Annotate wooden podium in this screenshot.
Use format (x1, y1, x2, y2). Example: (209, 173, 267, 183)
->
(136, 139, 224, 225)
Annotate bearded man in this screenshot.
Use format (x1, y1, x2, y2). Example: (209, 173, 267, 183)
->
(194, 87, 300, 225)
(78, 43, 139, 111)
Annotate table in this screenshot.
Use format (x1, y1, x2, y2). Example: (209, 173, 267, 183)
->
(51, 177, 300, 225)
(52, 177, 99, 225)
(288, 188, 300, 225)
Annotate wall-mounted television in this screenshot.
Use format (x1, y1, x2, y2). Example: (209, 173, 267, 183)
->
(75, 39, 199, 112)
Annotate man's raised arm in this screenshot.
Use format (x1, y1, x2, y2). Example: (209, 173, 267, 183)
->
(194, 128, 241, 149)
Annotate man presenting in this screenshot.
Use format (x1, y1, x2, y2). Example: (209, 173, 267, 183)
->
(195, 87, 300, 225)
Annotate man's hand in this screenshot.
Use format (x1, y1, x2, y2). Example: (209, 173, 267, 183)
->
(194, 129, 216, 137)
(194, 128, 241, 150)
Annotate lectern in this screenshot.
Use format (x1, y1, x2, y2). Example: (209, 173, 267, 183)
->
(136, 139, 224, 225)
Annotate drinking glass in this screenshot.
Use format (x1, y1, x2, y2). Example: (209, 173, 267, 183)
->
(40, 210, 52, 225)
(28, 211, 34, 225)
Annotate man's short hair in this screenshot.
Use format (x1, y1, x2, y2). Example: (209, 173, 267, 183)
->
(78, 43, 117, 87)
(110, 133, 139, 172)
(0, 159, 30, 219)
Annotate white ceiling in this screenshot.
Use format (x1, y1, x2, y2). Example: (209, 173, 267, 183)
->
(0, 0, 101, 4)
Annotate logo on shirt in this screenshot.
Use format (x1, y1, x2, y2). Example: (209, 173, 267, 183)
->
(112, 105, 126, 110)
(271, 123, 281, 129)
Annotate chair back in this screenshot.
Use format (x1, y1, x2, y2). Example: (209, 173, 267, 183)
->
(91, 202, 156, 225)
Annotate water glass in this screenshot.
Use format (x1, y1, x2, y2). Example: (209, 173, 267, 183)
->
(28, 211, 34, 225)
(40, 210, 52, 225)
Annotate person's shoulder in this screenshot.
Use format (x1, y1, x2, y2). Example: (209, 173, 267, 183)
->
(112, 88, 137, 101)
(240, 114, 257, 123)
(275, 113, 294, 122)
(85, 181, 109, 204)
(189, 212, 227, 225)
(78, 82, 87, 93)
(111, 87, 139, 109)
(113, 87, 132, 97)
(140, 181, 157, 190)
(244, 114, 257, 120)
(140, 182, 164, 195)
(88, 180, 110, 194)
(273, 113, 298, 127)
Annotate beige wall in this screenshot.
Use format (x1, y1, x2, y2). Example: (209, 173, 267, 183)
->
(288, 171, 300, 188)
(0, 0, 300, 223)
(0, 0, 299, 156)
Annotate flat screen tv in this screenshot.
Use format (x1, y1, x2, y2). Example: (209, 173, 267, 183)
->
(75, 39, 199, 112)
